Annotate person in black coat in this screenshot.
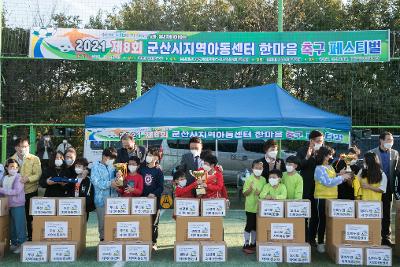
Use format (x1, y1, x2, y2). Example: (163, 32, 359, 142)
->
(39, 151, 75, 197)
(116, 133, 147, 163)
(257, 139, 286, 183)
(74, 158, 95, 221)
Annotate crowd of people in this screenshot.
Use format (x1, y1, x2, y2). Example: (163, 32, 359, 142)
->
(0, 130, 398, 257)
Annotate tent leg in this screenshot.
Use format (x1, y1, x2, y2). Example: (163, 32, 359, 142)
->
(136, 62, 142, 99)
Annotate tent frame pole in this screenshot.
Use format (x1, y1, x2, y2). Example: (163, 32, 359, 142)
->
(277, 0, 284, 88)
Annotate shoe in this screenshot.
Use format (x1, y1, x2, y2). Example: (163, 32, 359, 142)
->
(152, 243, 158, 251)
(317, 244, 326, 253)
(10, 245, 17, 251)
(309, 240, 317, 247)
(381, 239, 394, 247)
(100, 239, 104, 242)
(13, 245, 21, 254)
(249, 243, 256, 251)
(242, 244, 254, 254)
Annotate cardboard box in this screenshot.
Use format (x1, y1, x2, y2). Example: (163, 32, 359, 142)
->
(57, 198, 85, 216)
(131, 197, 156, 215)
(49, 242, 78, 262)
(326, 217, 381, 247)
(257, 243, 283, 263)
(0, 215, 9, 242)
(333, 244, 364, 265)
(285, 200, 311, 218)
(201, 199, 226, 217)
(0, 242, 5, 260)
(30, 197, 57, 216)
(104, 215, 152, 242)
(174, 242, 200, 262)
(355, 201, 382, 219)
(365, 246, 392, 266)
(106, 197, 130, 215)
(284, 243, 311, 264)
(97, 242, 123, 262)
(256, 216, 305, 243)
(174, 198, 200, 217)
(326, 199, 355, 218)
(258, 200, 284, 217)
(21, 242, 49, 263)
(0, 197, 8, 216)
(200, 241, 227, 262)
(124, 241, 152, 262)
(176, 217, 224, 242)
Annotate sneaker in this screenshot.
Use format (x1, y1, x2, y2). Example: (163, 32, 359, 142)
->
(381, 239, 394, 247)
(317, 243, 326, 253)
(242, 244, 254, 254)
(152, 243, 158, 251)
(10, 245, 17, 252)
(249, 243, 257, 251)
(13, 245, 21, 254)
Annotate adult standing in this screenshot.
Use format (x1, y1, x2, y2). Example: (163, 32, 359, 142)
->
(257, 139, 286, 182)
(36, 132, 54, 171)
(116, 133, 147, 163)
(10, 137, 42, 241)
(56, 139, 72, 154)
(370, 131, 399, 246)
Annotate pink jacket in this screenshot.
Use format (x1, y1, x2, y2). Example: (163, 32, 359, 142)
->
(0, 174, 26, 207)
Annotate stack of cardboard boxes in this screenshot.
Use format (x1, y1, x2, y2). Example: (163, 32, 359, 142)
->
(326, 199, 392, 266)
(97, 197, 155, 262)
(174, 198, 227, 263)
(21, 197, 87, 263)
(256, 199, 312, 264)
(0, 197, 9, 259)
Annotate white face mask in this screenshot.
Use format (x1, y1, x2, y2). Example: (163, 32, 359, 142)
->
(267, 150, 278, 159)
(65, 159, 74, 166)
(75, 168, 83, 174)
(269, 178, 280, 186)
(44, 137, 50, 142)
(63, 140, 68, 144)
(106, 159, 115, 166)
(286, 165, 295, 173)
(190, 149, 201, 157)
(314, 143, 323, 151)
(178, 179, 187, 187)
(146, 156, 154, 164)
(54, 159, 63, 167)
(20, 147, 29, 156)
(350, 160, 357, 165)
(128, 165, 138, 173)
(8, 169, 18, 176)
(253, 169, 263, 177)
(383, 142, 393, 150)
(363, 164, 368, 169)
(203, 164, 212, 172)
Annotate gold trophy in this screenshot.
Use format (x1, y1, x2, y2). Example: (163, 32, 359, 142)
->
(114, 163, 128, 187)
(339, 153, 357, 173)
(190, 170, 207, 196)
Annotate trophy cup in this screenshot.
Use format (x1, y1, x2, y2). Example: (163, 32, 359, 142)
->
(114, 163, 128, 187)
(190, 170, 207, 196)
(339, 153, 357, 173)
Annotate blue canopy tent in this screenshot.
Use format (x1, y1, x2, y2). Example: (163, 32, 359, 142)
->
(85, 83, 351, 143)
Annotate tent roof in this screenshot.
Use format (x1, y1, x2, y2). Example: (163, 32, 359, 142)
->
(85, 83, 351, 131)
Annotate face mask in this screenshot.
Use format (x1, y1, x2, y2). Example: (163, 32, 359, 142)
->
(253, 169, 263, 177)
(20, 148, 29, 156)
(146, 156, 154, 164)
(203, 164, 212, 172)
(128, 165, 138, 173)
(190, 149, 201, 157)
(8, 169, 18, 176)
(314, 143, 323, 151)
(106, 159, 115, 166)
(363, 164, 368, 169)
(75, 168, 83, 174)
(55, 159, 63, 167)
(350, 160, 357, 165)
(269, 178, 279, 186)
(44, 137, 50, 141)
(63, 140, 68, 144)
(384, 142, 393, 150)
(286, 165, 295, 173)
(267, 150, 278, 159)
(178, 179, 187, 187)
(65, 159, 74, 166)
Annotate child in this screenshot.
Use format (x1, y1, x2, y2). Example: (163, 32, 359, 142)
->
(139, 147, 164, 250)
(75, 158, 95, 221)
(199, 154, 224, 198)
(0, 159, 26, 253)
(309, 146, 352, 253)
(174, 170, 199, 198)
(282, 156, 303, 200)
(242, 160, 266, 254)
(259, 169, 287, 200)
(118, 156, 143, 197)
(355, 152, 387, 201)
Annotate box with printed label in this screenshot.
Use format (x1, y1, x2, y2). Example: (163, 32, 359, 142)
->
(258, 200, 284, 217)
(285, 200, 311, 218)
(57, 198, 85, 216)
(326, 218, 381, 246)
(326, 199, 355, 218)
(201, 199, 226, 217)
(174, 242, 200, 262)
(365, 246, 392, 266)
(355, 201, 382, 219)
(49, 242, 78, 262)
(30, 197, 57, 216)
(257, 243, 283, 263)
(0, 197, 8, 216)
(200, 242, 227, 262)
(106, 197, 130, 215)
(131, 197, 156, 215)
(20, 242, 49, 263)
(176, 217, 223, 242)
(284, 243, 311, 264)
(174, 198, 200, 217)
(97, 242, 123, 262)
(334, 244, 364, 265)
(104, 215, 152, 242)
(256, 216, 305, 243)
(124, 242, 152, 262)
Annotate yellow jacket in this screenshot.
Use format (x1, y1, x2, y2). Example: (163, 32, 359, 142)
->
(10, 153, 42, 194)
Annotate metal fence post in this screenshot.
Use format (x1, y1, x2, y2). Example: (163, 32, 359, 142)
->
(1, 125, 7, 163)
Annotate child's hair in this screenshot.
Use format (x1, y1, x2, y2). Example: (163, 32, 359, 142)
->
(309, 130, 323, 140)
(203, 154, 218, 166)
(128, 156, 141, 165)
(5, 158, 19, 175)
(361, 152, 382, 184)
(348, 146, 361, 156)
(173, 170, 186, 181)
(102, 147, 117, 159)
(269, 169, 282, 178)
(189, 137, 202, 145)
(263, 139, 278, 152)
(252, 160, 264, 168)
(315, 146, 335, 165)
(200, 149, 213, 160)
(148, 146, 160, 157)
(75, 158, 89, 167)
(286, 155, 300, 166)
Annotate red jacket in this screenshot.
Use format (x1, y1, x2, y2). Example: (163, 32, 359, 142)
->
(118, 173, 143, 197)
(175, 181, 197, 198)
(198, 167, 225, 199)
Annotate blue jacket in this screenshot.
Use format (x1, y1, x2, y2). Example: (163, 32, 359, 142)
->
(90, 161, 118, 208)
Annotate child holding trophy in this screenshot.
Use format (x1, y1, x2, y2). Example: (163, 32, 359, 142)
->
(197, 154, 224, 198)
(117, 156, 143, 197)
